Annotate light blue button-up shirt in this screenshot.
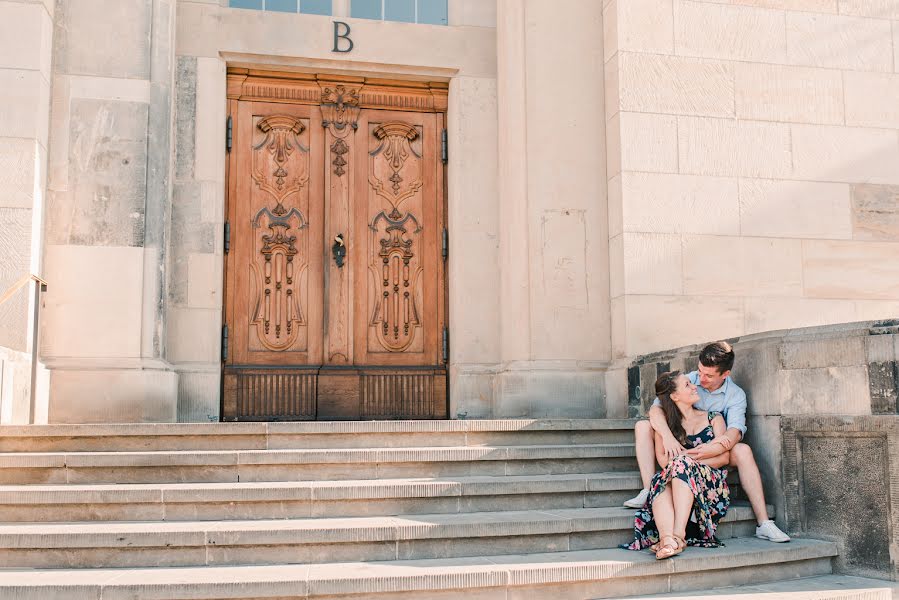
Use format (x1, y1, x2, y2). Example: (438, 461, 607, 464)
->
(653, 370, 747, 436)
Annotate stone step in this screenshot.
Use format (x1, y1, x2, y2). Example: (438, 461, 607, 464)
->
(0, 472, 643, 521)
(0, 419, 638, 452)
(0, 443, 637, 484)
(623, 574, 898, 599)
(0, 537, 837, 600)
(0, 504, 761, 569)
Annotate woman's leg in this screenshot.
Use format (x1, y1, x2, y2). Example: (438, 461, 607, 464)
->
(671, 477, 695, 540)
(652, 485, 675, 541)
(652, 483, 685, 559)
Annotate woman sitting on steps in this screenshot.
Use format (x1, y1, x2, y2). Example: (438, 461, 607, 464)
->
(622, 371, 732, 560)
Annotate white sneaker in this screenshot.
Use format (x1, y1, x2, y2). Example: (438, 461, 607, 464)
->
(756, 520, 791, 543)
(623, 488, 649, 509)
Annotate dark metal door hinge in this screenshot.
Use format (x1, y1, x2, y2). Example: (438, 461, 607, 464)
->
(441, 129, 448, 164)
(442, 327, 449, 364)
(221, 324, 229, 362)
(442, 228, 448, 260)
(226, 115, 233, 153)
(224, 221, 231, 254)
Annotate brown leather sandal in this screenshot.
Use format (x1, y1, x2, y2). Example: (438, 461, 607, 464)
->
(655, 535, 685, 560)
(650, 535, 686, 553)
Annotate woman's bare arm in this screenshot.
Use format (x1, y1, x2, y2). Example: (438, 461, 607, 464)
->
(654, 431, 669, 468)
(697, 414, 730, 468)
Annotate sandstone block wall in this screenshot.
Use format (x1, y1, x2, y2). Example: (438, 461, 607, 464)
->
(782, 415, 899, 580)
(489, 0, 612, 419)
(31, 0, 899, 421)
(169, 51, 226, 422)
(604, 0, 899, 358)
(40, 0, 178, 422)
(0, 0, 53, 423)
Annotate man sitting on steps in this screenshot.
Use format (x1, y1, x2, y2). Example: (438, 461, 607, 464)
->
(623, 341, 791, 543)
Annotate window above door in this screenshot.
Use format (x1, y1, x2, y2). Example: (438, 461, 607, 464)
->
(229, 0, 332, 14)
(228, 0, 448, 25)
(351, 0, 447, 25)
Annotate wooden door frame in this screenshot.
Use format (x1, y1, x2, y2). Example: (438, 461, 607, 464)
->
(221, 69, 450, 421)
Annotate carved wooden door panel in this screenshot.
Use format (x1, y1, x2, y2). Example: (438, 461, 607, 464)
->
(223, 101, 325, 420)
(353, 110, 444, 417)
(315, 109, 445, 419)
(222, 75, 447, 421)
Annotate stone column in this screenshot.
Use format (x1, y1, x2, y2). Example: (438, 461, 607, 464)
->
(446, 75, 501, 419)
(0, 0, 53, 423)
(493, 0, 612, 418)
(167, 47, 226, 422)
(41, 0, 178, 422)
(496, 0, 531, 367)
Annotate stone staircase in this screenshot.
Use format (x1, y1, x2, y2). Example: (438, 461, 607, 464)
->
(0, 420, 889, 599)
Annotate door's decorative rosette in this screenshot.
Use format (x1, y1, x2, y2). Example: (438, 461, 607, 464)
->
(368, 210, 422, 352)
(368, 122, 423, 214)
(251, 206, 308, 351)
(321, 85, 361, 136)
(252, 116, 309, 215)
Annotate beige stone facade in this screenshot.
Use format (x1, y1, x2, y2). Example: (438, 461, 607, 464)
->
(605, 0, 899, 360)
(0, 0, 897, 423)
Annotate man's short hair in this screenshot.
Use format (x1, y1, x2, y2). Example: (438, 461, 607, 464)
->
(699, 341, 735, 374)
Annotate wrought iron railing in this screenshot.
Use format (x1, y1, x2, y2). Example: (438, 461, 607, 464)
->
(0, 273, 48, 423)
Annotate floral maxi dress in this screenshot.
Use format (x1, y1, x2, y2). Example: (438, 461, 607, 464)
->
(623, 412, 731, 550)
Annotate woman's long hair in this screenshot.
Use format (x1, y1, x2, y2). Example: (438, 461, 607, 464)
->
(655, 371, 688, 447)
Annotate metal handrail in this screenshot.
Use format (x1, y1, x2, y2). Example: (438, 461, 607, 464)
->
(0, 274, 41, 307)
(0, 273, 48, 423)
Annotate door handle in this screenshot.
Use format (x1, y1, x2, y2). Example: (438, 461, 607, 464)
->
(332, 233, 346, 268)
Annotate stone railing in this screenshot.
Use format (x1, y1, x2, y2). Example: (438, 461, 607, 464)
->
(615, 319, 899, 580)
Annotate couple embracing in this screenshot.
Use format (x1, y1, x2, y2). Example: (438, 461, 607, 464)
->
(621, 341, 790, 560)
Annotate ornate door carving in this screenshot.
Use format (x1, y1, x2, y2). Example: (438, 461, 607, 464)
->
(223, 74, 447, 421)
(355, 115, 437, 363)
(223, 102, 324, 420)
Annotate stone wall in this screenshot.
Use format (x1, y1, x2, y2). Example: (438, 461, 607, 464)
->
(35, 0, 899, 422)
(41, 0, 178, 422)
(0, 0, 53, 423)
(488, 0, 612, 419)
(168, 49, 226, 422)
(782, 415, 899, 580)
(618, 319, 899, 579)
(170, 1, 614, 420)
(172, 0, 614, 420)
(604, 0, 899, 358)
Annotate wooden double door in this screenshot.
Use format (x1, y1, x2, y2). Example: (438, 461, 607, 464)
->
(223, 73, 447, 420)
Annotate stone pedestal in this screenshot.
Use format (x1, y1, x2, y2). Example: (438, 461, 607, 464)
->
(44, 360, 177, 423)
